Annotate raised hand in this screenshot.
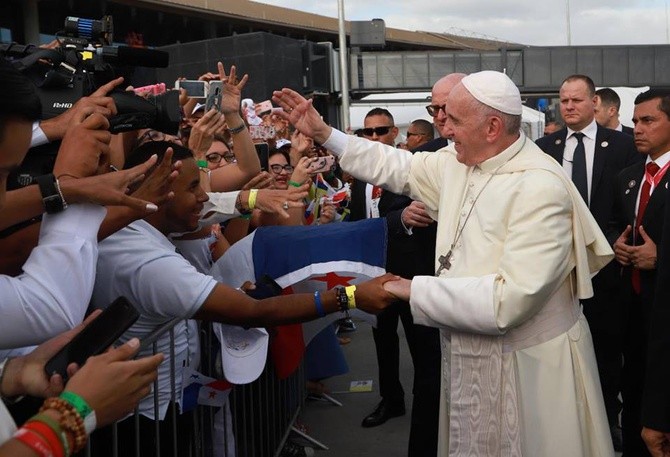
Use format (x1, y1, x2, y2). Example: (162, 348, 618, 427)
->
(188, 109, 227, 159)
(218, 63, 249, 116)
(252, 183, 310, 218)
(272, 88, 332, 143)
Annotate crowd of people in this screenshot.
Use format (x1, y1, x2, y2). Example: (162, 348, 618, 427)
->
(2, 38, 670, 457)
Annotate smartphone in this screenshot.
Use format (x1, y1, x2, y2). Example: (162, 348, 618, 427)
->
(246, 274, 283, 299)
(205, 81, 223, 112)
(307, 155, 336, 174)
(133, 83, 166, 96)
(255, 143, 270, 171)
(255, 100, 273, 117)
(175, 80, 207, 99)
(44, 297, 140, 382)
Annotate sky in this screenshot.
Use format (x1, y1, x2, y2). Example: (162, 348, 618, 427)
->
(255, 0, 670, 46)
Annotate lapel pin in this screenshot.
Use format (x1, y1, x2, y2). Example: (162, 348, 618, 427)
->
(628, 180, 636, 188)
(554, 139, 562, 145)
(625, 189, 630, 195)
(666, 182, 668, 189)
(601, 141, 608, 148)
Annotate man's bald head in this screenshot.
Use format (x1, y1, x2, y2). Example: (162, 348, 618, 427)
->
(429, 73, 466, 138)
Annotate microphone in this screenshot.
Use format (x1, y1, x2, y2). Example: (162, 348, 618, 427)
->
(97, 46, 169, 68)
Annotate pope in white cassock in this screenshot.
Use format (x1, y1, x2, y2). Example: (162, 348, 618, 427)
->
(273, 71, 615, 456)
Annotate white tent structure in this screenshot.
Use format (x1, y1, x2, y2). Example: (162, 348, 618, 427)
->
(350, 92, 546, 142)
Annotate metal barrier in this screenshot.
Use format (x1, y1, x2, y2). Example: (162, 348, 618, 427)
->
(82, 319, 305, 457)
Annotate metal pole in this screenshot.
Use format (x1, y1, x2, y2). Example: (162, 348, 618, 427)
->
(565, 0, 572, 46)
(337, 0, 351, 131)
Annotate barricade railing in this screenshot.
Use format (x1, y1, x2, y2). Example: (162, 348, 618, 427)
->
(82, 319, 305, 457)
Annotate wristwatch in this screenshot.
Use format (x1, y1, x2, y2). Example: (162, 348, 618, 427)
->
(36, 173, 67, 214)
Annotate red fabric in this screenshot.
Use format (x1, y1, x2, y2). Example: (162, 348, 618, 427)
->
(269, 286, 305, 379)
(632, 162, 661, 293)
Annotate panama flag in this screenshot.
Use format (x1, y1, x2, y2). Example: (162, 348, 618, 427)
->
(180, 367, 233, 412)
(210, 218, 387, 378)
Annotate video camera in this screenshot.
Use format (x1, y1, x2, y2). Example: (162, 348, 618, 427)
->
(0, 15, 181, 190)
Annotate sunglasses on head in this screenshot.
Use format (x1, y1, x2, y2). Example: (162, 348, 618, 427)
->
(425, 104, 446, 117)
(361, 126, 393, 137)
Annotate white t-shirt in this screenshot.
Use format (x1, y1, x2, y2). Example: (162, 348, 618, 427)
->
(92, 220, 217, 420)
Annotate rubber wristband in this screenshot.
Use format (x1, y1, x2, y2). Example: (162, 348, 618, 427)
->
(196, 159, 208, 168)
(248, 189, 258, 210)
(314, 291, 326, 317)
(23, 420, 65, 457)
(60, 391, 97, 434)
(14, 428, 53, 457)
(27, 414, 68, 457)
(345, 285, 357, 309)
(288, 180, 302, 188)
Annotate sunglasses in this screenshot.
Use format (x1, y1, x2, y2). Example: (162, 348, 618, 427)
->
(270, 164, 295, 174)
(425, 104, 446, 117)
(206, 151, 236, 164)
(361, 126, 393, 137)
(406, 132, 425, 138)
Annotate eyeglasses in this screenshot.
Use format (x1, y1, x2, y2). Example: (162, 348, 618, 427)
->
(270, 164, 294, 174)
(136, 129, 183, 146)
(361, 126, 393, 137)
(206, 151, 236, 164)
(425, 104, 446, 117)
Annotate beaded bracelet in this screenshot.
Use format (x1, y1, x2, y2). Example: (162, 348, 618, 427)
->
(313, 291, 326, 317)
(235, 192, 251, 215)
(40, 397, 87, 453)
(334, 286, 348, 312)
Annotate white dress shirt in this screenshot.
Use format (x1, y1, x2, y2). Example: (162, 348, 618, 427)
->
(0, 204, 106, 349)
(563, 119, 598, 206)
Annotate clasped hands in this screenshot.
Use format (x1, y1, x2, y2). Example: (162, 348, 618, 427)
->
(614, 225, 657, 270)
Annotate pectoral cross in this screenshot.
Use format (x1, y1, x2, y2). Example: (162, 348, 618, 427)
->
(436, 250, 452, 276)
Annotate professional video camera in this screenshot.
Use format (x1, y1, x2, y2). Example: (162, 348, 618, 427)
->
(1, 15, 181, 190)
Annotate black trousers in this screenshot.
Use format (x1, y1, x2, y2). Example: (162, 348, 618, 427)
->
(371, 300, 441, 457)
(621, 291, 653, 457)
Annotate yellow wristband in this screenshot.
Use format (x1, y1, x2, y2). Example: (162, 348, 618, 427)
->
(248, 189, 258, 210)
(345, 285, 356, 309)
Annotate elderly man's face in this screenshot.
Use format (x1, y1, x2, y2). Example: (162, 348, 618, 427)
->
(443, 85, 490, 166)
(559, 79, 596, 131)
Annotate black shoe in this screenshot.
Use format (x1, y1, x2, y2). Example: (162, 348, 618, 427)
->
(361, 399, 405, 428)
(610, 424, 622, 452)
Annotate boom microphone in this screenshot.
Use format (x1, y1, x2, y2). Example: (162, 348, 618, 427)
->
(97, 46, 169, 68)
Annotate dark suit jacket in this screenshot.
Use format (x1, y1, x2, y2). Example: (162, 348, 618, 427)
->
(622, 125, 634, 136)
(349, 179, 417, 278)
(536, 125, 640, 233)
(641, 184, 670, 431)
(609, 162, 670, 304)
(537, 125, 640, 313)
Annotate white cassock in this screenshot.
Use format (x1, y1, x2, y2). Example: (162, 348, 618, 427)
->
(324, 130, 615, 457)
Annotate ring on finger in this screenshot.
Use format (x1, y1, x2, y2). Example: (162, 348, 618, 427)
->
(282, 201, 290, 210)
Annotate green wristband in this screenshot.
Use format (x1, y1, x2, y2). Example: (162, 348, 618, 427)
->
(239, 213, 252, 220)
(196, 159, 208, 168)
(60, 391, 92, 419)
(288, 180, 302, 188)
